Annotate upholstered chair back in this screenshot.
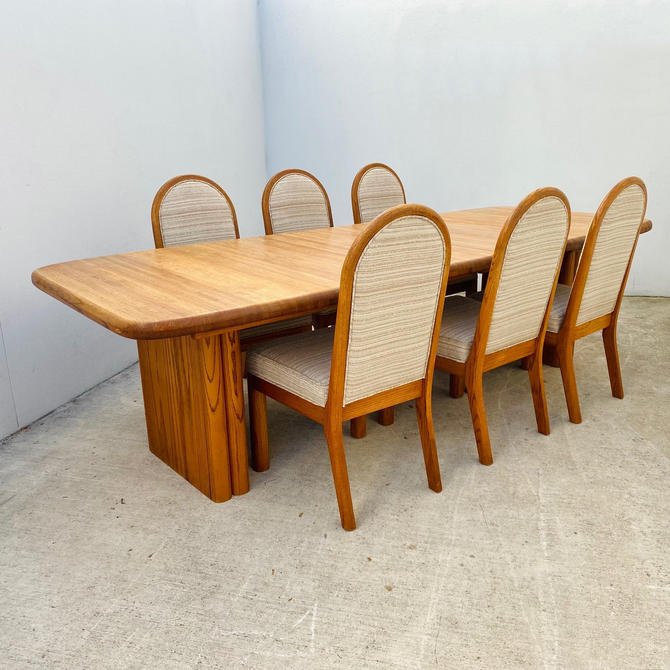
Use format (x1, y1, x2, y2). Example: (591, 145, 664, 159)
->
(484, 194, 569, 354)
(336, 207, 450, 406)
(352, 163, 406, 224)
(575, 181, 646, 325)
(151, 175, 238, 248)
(263, 170, 332, 235)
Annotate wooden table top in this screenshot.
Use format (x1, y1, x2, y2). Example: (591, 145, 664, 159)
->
(32, 207, 652, 340)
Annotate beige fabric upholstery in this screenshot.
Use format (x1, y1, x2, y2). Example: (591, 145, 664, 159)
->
(241, 315, 313, 341)
(267, 173, 331, 234)
(158, 179, 237, 247)
(246, 328, 334, 407)
(343, 216, 447, 404)
(546, 283, 571, 333)
(356, 166, 405, 223)
(485, 196, 569, 354)
(437, 295, 480, 362)
(576, 183, 645, 325)
(248, 214, 447, 407)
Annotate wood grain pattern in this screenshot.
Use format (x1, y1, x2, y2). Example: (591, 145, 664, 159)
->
(221, 330, 249, 495)
(33, 209, 650, 341)
(137, 334, 232, 501)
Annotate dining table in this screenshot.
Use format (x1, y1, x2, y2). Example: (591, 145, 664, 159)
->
(32, 207, 652, 502)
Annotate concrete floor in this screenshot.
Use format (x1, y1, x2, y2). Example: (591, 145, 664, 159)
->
(1, 297, 668, 669)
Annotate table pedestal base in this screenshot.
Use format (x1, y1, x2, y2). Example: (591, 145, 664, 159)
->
(137, 333, 249, 502)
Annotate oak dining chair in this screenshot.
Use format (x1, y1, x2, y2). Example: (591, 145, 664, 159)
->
(246, 204, 451, 530)
(435, 187, 570, 466)
(151, 175, 313, 345)
(350, 163, 406, 435)
(350, 162, 477, 435)
(544, 177, 647, 424)
(262, 168, 337, 323)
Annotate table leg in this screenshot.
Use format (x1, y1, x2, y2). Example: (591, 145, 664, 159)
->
(137, 335, 232, 502)
(221, 330, 250, 496)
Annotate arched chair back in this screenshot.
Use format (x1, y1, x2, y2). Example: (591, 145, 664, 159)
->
(351, 163, 406, 225)
(151, 175, 239, 248)
(563, 178, 647, 329)
(476, 190, 571, 356)
(331, 204, 450, 407)
(262, 169, 333, 235)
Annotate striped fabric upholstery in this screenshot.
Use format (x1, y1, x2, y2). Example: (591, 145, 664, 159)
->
(576, 183, 645, 325)
(436, 295, 480, 362)
(158, 179, 237, 247)
(546, 283, 571, 333)
(356, 166, 405, 223)
(247, 328, 333, 406)
(247, 214, 447, 407)
(485, 196, 569, 354)
(343, 216, 447, 404)
(267, 173, 331, 234)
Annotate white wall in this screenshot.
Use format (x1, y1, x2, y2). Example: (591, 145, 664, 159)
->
(259, 0, 670, 296)
(0, 0, 267, 437)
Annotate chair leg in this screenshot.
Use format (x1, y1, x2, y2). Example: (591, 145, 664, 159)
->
(248, 376, 270, 472)
(350, 415, 367, 438)
(323, 420, 356, 531)
(449, 374, 465, 398)
(465, 369, 493, 465)
(377, 407, 395, 426)
(415, 393, 442, 492)
(527, 353, 550, 435)
(519, 356, 531, 371)
(603, 325, 624, 399)
(557, 340, 582, 424)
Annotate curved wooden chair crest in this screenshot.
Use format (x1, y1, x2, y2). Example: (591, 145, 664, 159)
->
(544, 177, 647, 423)
(151, 175, 312, 345)
(246, 203, 451, 530)
(436, 187, 571, 465)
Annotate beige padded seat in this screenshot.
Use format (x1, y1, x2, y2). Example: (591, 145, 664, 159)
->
(246, 328, 333, 406)
(546, 283, 571, 332)
(436, 295, 480, 362)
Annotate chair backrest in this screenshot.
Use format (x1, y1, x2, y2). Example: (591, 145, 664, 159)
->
(351, 163, 406, 224)
(563, 177, 647, 329)
(151, 175, 239, 248)
(476, 188, 570, 356)
(329, 204, 451, 407)
(262, 169, 333, 235)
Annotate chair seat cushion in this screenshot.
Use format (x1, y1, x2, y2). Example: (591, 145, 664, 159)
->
(241, 314, 313, 342)
(246, 327, 334, 407)
(437, 295, 481, 363)
(547, 283, 571, 333)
